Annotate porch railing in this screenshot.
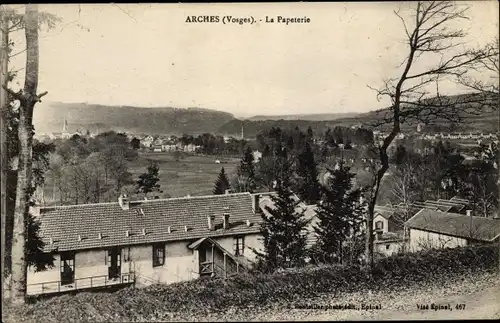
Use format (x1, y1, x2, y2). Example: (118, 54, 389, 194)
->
(200, 261, 213, 275)
(27, 272, 135, 296)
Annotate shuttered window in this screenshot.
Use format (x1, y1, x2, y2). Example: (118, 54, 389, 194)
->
(152, 243, 165, 267)
(233, 236, 245, 256)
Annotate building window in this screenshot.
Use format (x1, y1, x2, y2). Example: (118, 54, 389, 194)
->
(375, 221, 384, 230)
(152, 243, 165, 267)
(386, 244, 390, 250)
(234, 236, 245, 256)
(60, 253, 74, 272)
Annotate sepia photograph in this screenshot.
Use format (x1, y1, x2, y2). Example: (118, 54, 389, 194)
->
(0, 1, 499, 321)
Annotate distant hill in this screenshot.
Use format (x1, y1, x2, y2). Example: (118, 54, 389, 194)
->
(33, 102, 236, 135)
(342, 92, 499, 133)
(219, 119, 342, 138)
(220, 93, 499, 137)
(35, 93, 498, 137)
(246, 112, 360, 122)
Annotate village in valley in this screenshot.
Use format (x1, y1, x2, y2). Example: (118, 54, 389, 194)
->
(1, 2, 500, 322)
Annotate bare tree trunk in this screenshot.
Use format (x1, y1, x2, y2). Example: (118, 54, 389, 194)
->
(1, 8, 9, 303)
(365, 1, 494, 276)
(8, 4, 46, 305)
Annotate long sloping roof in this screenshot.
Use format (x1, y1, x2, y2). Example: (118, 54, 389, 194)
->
(38, 193, 261, 253)
(405, 209, 500, 242)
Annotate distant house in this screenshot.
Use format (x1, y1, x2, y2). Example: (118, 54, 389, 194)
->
(405, 209, 500, 252)
(184, 144, 196, 152)
(373, 205, 405, 234)
(372, 205, 407, 257)
(374, 231, 408, 257)
(142, 135, 155, 148)
(162, 144, 177, 152)
(252, 150, 262, 163)
(26, 193, 264, 296)
(152, 145, 162, 152)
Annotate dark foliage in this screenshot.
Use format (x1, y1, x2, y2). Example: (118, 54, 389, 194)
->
(236, 146, 256, 193)
(295, 142, 321, 204)
(135, 161, 162, 197)
(254, 147, 308, 271)
(4, 244, 497, 322)
(213, 167, 231, 195)
(313, 162, 365, 264)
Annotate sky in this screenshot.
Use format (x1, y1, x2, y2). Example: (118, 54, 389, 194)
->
(6, 2, 499, 118)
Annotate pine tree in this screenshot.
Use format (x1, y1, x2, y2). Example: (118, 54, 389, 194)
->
(255, 147, 308, 271)
(306, 126, 314, 144)
(213, 167, 231, 195)
(296, 142, 321, 204)
(237, 146, 256, 193)
(313, 161, 364, 264)
(135, 161, 162, 197)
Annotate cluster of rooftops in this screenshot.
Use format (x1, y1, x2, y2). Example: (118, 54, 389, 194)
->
(375, 196, 500, 242)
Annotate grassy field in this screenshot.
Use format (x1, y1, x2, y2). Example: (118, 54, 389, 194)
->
(127, 152, 240, 198)
(40, 152, 240, 206)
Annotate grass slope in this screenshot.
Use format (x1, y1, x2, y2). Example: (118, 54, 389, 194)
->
(3, 244, 498, 322)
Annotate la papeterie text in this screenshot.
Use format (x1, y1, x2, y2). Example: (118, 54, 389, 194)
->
(185, 15, 311, 25)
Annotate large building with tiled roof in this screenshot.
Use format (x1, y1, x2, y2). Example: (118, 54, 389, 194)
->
(405, 208, 500, 252)
(27, 192, 265, 296)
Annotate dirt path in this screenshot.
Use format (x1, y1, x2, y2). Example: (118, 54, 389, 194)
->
(184, 271, 500, 322)
(327, 277, 500, 321)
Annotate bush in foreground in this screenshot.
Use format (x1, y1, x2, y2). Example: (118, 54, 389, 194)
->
(3, 244, 498, 322)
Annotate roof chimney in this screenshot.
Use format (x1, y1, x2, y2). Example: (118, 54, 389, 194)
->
(125, 230, 130, 237)
(207, 215, 215, 230)
(142, 228, 146, 236)
(29, 203, 41, 218)
(49, 237, 53, 245)
(77, 234, 82, 241)
(225, 189, 231, 195)
(246, 219, 251, 227)
(223, 213, 230, 229)
(252, 194, 261, 214)
(98, 233, 102, 240)
(167, 226, 171, 233)
(184, 225, 188, 232)
(466, 210, 472, 216)
(118, 194, 130, 210)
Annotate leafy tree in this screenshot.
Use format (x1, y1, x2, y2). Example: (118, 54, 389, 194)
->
(236, 146, 256, 193)
(213, 167, 231, 195)
(254, 147, 308, 271)
(295, 142, 321, 204)
(135, 161, 162, 198)
(130, 137, 140, 150)
(392, 144, 408, 166)
(26, 203, 55, 273)
(313, 162, 364, 264)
